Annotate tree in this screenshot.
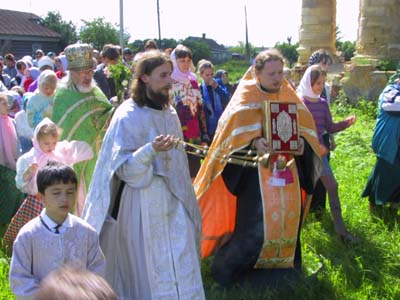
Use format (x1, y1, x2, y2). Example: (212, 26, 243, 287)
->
(274, 41, 299, 66)
(336, 26, 356, 61)
(40, 11, 78, 50)
(181, 38, 211, 65)
(228, 41, 257, 60)
(338, 41, 356, 61)
(160, 38, 178, 51)
(128, 39, 145, 54)
(79, 18, 130, 51)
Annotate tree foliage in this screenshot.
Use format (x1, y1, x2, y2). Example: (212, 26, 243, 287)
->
(181, 38, 211, 65)
(336, 25, 356, 61)
(128, 39, 145, 54)
(79, 18, 130, 51)
(337, 41, 356, 61)
(40, 11, 78, 50)
(228, 41, 256, 58)
(160, 38, 178, 51)
(274, 41, 299, 67)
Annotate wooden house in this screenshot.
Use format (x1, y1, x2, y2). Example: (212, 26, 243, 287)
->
(0, 9, 61, 59)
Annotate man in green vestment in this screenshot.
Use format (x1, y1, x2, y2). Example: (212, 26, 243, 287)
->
(51, 43, 113, 215)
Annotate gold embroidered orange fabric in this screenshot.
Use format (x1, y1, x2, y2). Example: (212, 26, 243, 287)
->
(194, 68, 321, 266)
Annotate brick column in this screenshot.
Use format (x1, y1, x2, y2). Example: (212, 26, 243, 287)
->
(297, 0, 337, 65)
(355, 0, 400, 61)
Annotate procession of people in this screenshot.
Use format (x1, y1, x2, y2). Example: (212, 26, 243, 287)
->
(0, 41, 398, 300)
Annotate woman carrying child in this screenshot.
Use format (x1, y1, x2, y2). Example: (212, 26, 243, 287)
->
(297, 65, 358, 243)
(3, 118, 93, 247)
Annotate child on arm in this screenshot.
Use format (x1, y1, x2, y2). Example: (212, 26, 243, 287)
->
(9, 161, 105, 300)
(297, 65, 358, 243)
(3, 118, 93, 248)
(26, 69, 58, 128)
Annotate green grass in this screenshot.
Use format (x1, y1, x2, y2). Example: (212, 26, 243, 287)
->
(0, 247, 12, 299)
(200, 100, 400, 299)
(2, 100, 399, 300)
(216, 60, 251, 83)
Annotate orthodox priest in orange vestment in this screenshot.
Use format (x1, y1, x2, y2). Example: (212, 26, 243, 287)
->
(194, 49, 322, 286)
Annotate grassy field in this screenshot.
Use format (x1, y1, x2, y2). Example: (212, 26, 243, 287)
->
(201, 99, 400, 300)
(1, 99, 399, 299)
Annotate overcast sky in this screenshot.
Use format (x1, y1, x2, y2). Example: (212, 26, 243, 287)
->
(1, 0, 360, 46)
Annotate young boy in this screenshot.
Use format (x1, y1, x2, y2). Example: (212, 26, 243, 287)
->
(9, 161, 105, 300)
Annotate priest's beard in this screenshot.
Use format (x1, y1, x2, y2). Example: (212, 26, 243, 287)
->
(76, 79, 96, 93)
(146, 85, 171, 108)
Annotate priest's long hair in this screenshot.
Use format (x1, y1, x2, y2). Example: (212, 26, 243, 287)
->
(130, 51, 173, 107)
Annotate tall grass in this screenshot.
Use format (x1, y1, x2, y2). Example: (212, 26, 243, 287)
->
(1, 100, 399, 300)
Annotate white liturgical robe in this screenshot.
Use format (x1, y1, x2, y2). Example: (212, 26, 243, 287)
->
(82, 99, 205, 300)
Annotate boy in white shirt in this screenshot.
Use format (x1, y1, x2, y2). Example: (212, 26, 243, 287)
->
(9, 161, 105, 300)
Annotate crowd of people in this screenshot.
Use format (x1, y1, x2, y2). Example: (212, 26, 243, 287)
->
(0, 41, 399, 300)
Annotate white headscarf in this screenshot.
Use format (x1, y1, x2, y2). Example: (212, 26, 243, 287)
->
(296, 65, 321, 99)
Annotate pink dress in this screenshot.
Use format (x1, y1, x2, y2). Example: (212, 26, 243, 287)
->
(0, 115, 18, 169)
(0, 115, 22, 226)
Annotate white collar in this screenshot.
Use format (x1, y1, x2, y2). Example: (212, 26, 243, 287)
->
(40, 209, 72, 234)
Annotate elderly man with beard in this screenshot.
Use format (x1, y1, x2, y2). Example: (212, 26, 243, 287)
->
(82, 51, 205, 300)
(51, 43, 113, 215)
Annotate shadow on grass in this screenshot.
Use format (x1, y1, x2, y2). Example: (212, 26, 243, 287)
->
(202, 263, 338, 300)
(201, 237, 340, 300)
(200, 208, 399, 300)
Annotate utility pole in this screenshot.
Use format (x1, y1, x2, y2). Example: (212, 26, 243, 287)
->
(157, 0, 162, 48)
(119, 0, 124, 50)
(245, 5, 250, 62)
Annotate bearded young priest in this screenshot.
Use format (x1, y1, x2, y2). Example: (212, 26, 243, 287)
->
(82, 51, 205, 300)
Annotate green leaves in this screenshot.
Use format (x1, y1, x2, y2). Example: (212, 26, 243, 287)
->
(108, 60, 132, 104)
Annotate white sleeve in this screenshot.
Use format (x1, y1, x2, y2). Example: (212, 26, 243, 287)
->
(9, 234, 40, 300)
(15, 153, 36, 195)
(381, 88, 400, 111)
(86, 228, 106, 277)
(116, 142, 157, 188)
(381, 95, 400, 111)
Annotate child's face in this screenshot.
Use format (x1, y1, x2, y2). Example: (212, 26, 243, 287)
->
(200, 68, 214, 85)
(312, 75, 326, 96)
(38, 135, 58, 153)
(40, 83, 56, 97)
(41, 182, 77, 223)
(0, 98, 8, 115)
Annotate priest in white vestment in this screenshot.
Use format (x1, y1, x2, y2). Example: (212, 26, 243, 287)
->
(82, 51, 205, 300)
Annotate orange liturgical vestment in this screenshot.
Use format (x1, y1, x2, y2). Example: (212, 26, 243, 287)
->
(194, 68, 321, 269)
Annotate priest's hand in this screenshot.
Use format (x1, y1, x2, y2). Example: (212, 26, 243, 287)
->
(251, 137, 269, 155)
(152, 135, 175, 152)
